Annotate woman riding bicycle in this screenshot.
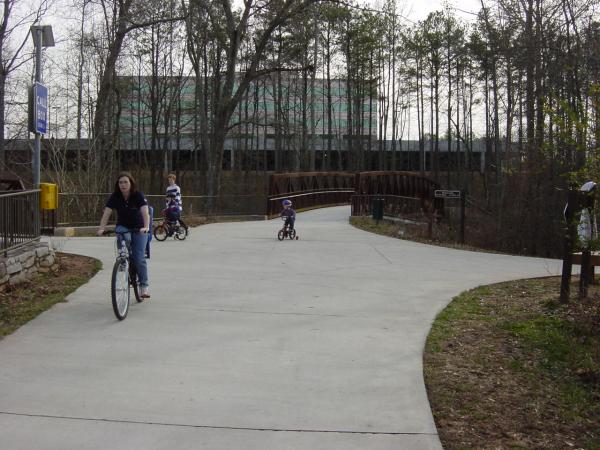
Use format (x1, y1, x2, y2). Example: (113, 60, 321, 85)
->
(97, 172, 151, 298)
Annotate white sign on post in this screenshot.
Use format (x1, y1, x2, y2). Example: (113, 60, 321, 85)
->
(434, 189, 461, 199)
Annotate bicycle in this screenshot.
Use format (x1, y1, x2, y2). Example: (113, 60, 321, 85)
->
(111, 231, 143, 320)
(153, 217, 189, 241)
(278, 216, 298, 240)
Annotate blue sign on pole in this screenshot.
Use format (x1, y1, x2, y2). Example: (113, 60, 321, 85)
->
(33, 82, 48, 134)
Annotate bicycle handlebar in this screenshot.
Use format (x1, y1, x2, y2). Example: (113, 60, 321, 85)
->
(104, 229, 145, 236)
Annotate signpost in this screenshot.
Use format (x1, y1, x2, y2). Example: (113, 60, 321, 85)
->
(29, 25, 54, 187)
(434, 189, 465, 243)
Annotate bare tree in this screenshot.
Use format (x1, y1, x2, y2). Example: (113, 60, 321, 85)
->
(90, 0, 183, 189)
(0, 0, 50, 174)
(183, 0, 324, 201)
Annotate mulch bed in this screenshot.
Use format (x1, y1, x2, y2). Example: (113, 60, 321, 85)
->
(424, 277, 600, 450)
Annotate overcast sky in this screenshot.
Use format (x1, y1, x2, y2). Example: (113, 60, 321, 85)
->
(38, 0, 483, 48)
(405, 0, 481, 21)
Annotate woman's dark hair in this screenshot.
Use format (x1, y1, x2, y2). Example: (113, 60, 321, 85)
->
(114, 172, 137, 194)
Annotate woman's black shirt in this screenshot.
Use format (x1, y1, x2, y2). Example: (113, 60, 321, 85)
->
(106, 191, 148, 229)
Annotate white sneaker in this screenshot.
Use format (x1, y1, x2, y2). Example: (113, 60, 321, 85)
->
(140, 286, 151, 299)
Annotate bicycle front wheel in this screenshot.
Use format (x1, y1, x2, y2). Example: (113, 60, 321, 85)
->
(179, 219, 189, 234)
(111, 259, 130, 320)
(129, 262, 142, 303)
(153, 224, 168, 241)
(174, 225, 188, 240)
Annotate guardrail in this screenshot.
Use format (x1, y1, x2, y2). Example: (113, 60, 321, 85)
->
(57, 193, 268, 226)
(1, 189, 41, 256)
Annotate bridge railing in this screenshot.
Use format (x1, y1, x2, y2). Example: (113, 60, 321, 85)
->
(267, 172, 355, 217)
(1, 189, 41, 256)
(267, 189, 354, 217)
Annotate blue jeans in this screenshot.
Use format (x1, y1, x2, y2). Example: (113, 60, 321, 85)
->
(284, 217, 295, 230)
(115, 225, 149, 287)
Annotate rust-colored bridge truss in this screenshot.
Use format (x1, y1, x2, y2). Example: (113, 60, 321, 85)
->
(351, 171, 443, 216)
(267, 172, 355, 216)
(267, 171, 442, 217)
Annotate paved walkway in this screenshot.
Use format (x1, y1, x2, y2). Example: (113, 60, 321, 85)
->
(0, 206, 561, 449)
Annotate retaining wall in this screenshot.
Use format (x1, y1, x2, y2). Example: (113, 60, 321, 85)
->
(0, 242, 57, 291)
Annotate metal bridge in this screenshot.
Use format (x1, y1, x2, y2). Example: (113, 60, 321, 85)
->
(267, 171, 442, 218)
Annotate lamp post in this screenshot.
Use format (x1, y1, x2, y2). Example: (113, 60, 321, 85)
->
(30, 25, 54, 187)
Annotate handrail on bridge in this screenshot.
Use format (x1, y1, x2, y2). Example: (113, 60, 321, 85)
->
(267, 171, 444, 217)
(267, 172, 355, 217)
(352, 171, 444, 216)
(267, 189, 355, 217)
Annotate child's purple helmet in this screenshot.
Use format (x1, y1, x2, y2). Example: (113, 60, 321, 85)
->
(282, 199, 292, 206)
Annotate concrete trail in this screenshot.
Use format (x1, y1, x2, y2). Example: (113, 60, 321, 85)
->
(0, 206, 561, 450)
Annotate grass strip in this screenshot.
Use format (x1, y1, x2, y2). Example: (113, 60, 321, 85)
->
(0, 255, 100, 338)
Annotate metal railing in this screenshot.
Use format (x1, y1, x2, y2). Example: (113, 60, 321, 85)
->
(1, 190, 41, 256)
(146, 194, 267, 219)
(55, 172, 443, 225)
(57, 192, 268, 226)
(267, 189, 354, 217)
(266, 172, 355, 217)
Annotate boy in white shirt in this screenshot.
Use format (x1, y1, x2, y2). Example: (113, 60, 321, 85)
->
(165, 173, 182, 211)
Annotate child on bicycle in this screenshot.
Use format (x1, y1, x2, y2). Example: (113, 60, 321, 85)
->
(280, 199, 296, 230)
(163, 193, 181, 228)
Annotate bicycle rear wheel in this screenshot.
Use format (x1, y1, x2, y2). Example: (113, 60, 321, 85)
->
(153, 224, 168, 241)
(111, 259, 130, 320)
(289, 229, 296, 239)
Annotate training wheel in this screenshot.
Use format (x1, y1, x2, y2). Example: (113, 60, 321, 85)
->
(296, 236, 299, 240)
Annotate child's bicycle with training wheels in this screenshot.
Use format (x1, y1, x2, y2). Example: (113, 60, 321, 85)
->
(278, 216, 298, 240)
(111, 231, 143, 320)
(153, 218, 189, 241)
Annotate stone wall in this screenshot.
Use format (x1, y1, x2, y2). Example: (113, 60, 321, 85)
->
(0, 242, 58, 291)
